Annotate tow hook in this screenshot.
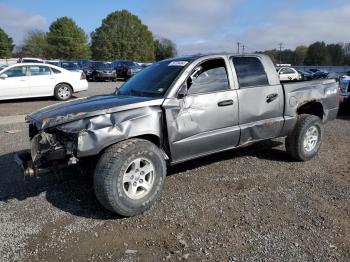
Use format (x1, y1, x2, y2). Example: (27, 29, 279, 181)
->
(14, 151, 36, 177)
(24, 166, 36, 177)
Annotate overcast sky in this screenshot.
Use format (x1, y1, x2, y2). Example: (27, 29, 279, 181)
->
(0, 0, 349, 54)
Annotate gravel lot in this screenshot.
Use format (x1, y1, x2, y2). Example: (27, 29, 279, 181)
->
(0, 83, 349, 261)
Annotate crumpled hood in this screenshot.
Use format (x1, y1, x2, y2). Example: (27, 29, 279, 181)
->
(27, 95, 164, 130)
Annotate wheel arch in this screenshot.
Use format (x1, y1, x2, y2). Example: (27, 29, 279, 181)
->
(297, 100, 324, 120)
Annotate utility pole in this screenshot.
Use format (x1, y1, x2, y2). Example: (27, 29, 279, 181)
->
(242, 45, 246, 55)
(278, 43, 284, 64)
(237, 42, 241, 55)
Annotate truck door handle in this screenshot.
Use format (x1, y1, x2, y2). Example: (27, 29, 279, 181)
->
(218, 100, 234, 107)
(266, 93, 278, 103)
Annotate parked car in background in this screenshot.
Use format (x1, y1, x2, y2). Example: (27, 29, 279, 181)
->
(59, 61, 82, 72)
(18, 57, 44, 63)
(297, 69, 315, 80)
(45, 60, 61, 67)
(113, 60, 142, 79)
(91, 61, 116, 81)
(80, 61, 93, 81)
(0, 63, 88, 101)
(278, 67, 302, 81)
(308, 69, 329, 79)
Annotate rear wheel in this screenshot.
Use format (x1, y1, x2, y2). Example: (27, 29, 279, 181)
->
(94, 139, 166, 217)
(54, 83, 72, 101)
(285, 114, 323, 161)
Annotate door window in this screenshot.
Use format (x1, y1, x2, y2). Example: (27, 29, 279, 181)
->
(4, 66, 27, 78)
(29, 66, 51, 76)
(232, 57, 269, 88)
(187, 59, 229, 95)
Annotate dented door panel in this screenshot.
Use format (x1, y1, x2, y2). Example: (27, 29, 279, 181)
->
(237, 84, 284, 145)
(163, 90, 239, 163)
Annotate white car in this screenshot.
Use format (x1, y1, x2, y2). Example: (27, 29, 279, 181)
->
(278, 67, 302, 81)
(0, 63, 88, 101)
(17, 57, 44, 63)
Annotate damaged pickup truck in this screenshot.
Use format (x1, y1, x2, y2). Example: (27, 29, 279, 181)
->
(16, 54, 339, 217)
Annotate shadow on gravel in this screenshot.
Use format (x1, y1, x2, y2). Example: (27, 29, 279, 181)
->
(168, 139, 293, 176)
(0, 139, 291, 219)
(0, 152, 118, 220)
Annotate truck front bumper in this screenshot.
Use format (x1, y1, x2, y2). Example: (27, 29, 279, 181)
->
(14, 150, 75, 177)
(15, 130, 78, 177)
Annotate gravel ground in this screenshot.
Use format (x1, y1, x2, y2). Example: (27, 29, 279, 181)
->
(0, 86, 349, 261)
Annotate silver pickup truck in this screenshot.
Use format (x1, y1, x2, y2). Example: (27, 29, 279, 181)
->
(16, 54, 339, 216)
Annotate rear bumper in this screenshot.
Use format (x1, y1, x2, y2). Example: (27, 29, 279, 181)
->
(74, 80, 89, 92)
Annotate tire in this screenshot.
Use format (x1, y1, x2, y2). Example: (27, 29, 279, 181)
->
(285, 114, 324, 161)
(54, 83, 72, 101)
(94, 139, 166, 217)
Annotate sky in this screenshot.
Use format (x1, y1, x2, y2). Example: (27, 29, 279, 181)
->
(0, 0, 350, 55)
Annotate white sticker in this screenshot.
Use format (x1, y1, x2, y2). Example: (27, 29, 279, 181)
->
(168, 61, 188, 67)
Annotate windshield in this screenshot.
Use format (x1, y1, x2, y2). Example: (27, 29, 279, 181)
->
(61, 62, 80, 70)
(117, 60, 188, 97)
(123, 61, 137, 66)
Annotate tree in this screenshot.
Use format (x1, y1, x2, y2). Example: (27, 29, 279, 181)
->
(257, 49, 279, 64)
(281, 49, 296, 65)
(154, 37, 177, 61)
(18, 30, 48, 58)
(294, 45, 308, 65)
(326, 44, 344, 66)
(91, 10, 155, 62)
(0, 27, 14, 58)
(304, 42, 328, 66)
(46, 17, 90, 59)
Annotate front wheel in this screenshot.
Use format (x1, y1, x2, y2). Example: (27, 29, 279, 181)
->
(94, 139, 166, 217)
(285, 114, 323, 161)
(54, 83, 72, 101)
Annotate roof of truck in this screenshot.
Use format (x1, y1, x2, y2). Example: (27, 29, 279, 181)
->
(168, 53, 269, 62)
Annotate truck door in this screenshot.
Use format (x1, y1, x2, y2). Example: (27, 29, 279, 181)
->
(163, 58, 240, 163)
(231, 56, 284, 145)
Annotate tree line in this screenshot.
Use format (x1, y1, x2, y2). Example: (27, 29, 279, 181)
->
(258, 42, 350, 66)
(0, 10, 177, 62)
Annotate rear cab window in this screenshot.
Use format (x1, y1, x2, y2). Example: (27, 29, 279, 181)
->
(232, 57, 269, 88)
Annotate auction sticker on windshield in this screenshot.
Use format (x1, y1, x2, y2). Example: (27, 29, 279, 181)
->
(168, 61, 188, 67)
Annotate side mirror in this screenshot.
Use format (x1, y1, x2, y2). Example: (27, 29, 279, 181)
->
(0, 73, 8, 79)
(177, 84, 188, 99)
